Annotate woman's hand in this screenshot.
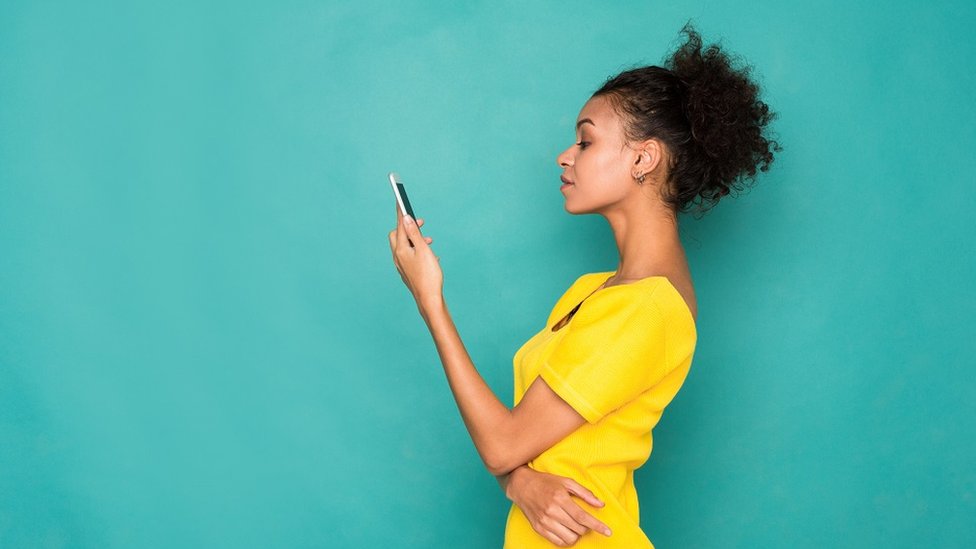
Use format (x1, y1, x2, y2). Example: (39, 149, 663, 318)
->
(389, 204, 442, 307)
(505, 466, 612, 546)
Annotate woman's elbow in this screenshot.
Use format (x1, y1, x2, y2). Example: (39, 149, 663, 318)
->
(485, 458, 518, 477)
(480, 423, 525, 475)
(482, 445, 520, 476)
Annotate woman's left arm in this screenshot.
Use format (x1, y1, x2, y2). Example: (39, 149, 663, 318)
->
(389, 208, 587, 476)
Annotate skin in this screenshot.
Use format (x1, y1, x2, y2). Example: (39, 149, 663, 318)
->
(388, 94, 696, 546)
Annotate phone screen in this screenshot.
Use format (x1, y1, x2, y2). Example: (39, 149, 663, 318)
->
(389, 172, 416, 219)
(395, 181, 415, 219)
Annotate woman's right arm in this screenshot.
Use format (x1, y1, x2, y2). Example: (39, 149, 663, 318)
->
(495, 466, 613, 547)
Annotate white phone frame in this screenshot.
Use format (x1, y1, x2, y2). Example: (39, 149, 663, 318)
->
(388, 171, 410, 217)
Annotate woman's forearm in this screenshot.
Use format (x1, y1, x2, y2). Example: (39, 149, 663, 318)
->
(418, 294, 519, 475)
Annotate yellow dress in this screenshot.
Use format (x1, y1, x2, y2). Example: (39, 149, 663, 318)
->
(503, 271, 698, 548)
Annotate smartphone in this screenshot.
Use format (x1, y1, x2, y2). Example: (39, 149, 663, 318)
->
(388, 171, 417, 219)
(389, 171, 420, 247)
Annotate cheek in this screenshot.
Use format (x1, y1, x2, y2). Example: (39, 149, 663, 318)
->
(583, 151, 629, 186)
(580, 149, 609, 171)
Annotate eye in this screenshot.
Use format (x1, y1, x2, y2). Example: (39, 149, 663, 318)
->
(576, 141, 590, 150)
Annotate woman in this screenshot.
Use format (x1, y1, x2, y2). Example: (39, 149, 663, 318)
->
(389, 21, 780, 548)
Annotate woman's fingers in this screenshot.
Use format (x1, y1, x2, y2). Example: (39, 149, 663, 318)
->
(401, 214, 424, 249)
(562, 479, 604, 508)
(394, 201, 431, 250)
(559, 480, 611, 537)
(412, 218, 432, 243)
(393, 203, 430, 240)
(540, 530, 572, 547)
(392, 221, 432, 245)
(396, 212, 418, 250)
(564, 501, 611, 537)
(418, 219, 432, 244)
(550, 504, 589, 537)
(394, 206, 407, 249)
(538, 512, 580, 547)
(394, 204, 426, 229)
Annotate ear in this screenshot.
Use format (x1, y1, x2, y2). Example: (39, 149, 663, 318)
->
(631, 138, 666, 179)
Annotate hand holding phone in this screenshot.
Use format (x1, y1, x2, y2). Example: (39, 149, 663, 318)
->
(388, 171, 442, 302)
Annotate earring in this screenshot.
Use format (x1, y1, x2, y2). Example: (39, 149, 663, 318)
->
(635, 173, 645, 185)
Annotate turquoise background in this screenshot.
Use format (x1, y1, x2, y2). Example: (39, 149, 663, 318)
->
(2, 1, 973, 547)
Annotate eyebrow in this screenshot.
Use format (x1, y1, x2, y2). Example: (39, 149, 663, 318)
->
(576, 118, 595, 130)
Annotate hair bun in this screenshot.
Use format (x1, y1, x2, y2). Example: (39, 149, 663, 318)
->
(665, 21, 782, 206)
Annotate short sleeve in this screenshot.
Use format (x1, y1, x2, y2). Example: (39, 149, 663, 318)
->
(539, 285, 672, 424)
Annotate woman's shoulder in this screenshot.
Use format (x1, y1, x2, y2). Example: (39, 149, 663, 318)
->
(577, 275, 696, 333)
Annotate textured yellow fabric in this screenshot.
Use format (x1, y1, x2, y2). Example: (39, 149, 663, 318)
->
(503, 271, 697, 548)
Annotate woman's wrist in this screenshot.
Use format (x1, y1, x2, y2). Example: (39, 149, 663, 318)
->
(504, 464, 531, 502)
(418, 292, 445, 322)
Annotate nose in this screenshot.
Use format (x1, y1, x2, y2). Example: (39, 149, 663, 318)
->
(556, 144, 574, 168)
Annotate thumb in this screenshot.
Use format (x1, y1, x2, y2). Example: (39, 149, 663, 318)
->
(402, 215, 426, 246)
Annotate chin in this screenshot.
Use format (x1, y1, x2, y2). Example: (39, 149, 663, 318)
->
(563, 202, 589, 215)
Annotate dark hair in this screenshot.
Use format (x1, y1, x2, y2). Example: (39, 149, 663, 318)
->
(593, 21, 782, 218)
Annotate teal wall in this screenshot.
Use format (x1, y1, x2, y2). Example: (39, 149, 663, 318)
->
(2, 1, 973, 547)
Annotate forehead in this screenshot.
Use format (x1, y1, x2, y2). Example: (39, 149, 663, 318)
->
(577, 95, 621, 131)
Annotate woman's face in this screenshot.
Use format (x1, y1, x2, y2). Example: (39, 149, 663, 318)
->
(556, 95, 636, 213)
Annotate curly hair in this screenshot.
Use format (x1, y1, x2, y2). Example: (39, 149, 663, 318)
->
(592, 20, 782, 217)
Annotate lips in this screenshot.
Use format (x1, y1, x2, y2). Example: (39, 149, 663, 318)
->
(560, 176, 574, 185)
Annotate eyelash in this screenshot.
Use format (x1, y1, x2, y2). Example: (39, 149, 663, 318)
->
(576, 141, 590, 149)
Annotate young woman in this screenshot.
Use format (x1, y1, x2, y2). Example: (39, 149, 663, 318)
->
(389, 22, 780, 548)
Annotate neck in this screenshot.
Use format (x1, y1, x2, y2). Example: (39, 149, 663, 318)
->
(600, 195, 688, 283)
